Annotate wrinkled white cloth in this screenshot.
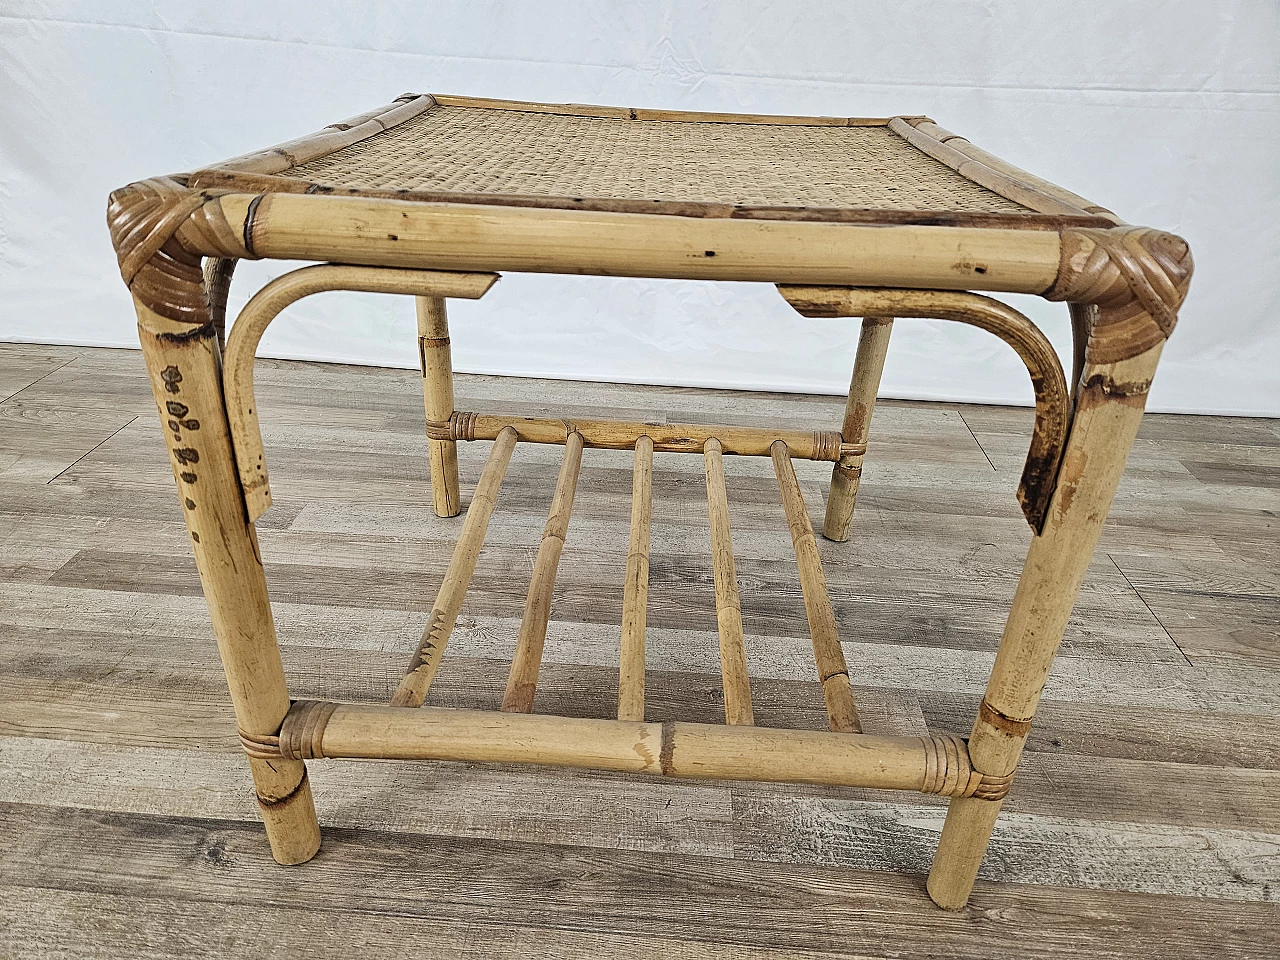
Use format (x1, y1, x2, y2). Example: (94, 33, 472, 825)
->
(2, 1, 1276, 414)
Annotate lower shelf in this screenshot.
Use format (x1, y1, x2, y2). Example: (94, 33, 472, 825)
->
(349, 412, 1015, 802)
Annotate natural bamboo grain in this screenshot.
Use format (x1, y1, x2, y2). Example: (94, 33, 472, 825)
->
(888, 118, 1094, 219)
(771, 441, 860, 734)
(501, 432, 585, 714)
(214, 193, 1064, 293)
(704, 438, 753, 726)
(927, 342, 1167, 910)
(285, 701, 988, 796)
(431, 93, 893, 126)
(416, 296, 460, 517)
(778, 286, 1069, 531)
(220, 264, 497, 520)
(441, 411, 845, 461)
(134, 301, 320, 866)
(195, 171, 1092, 230)
(618, 436, 654, 722)
(391, 426, 519, 708)
(824, 317, 893, 541)
(209, 94, 435, 177)
(904, 119, 1123, 224)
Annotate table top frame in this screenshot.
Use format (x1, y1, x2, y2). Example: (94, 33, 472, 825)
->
(184, 93, 1117, 231)
(107, 92, 1192, 383)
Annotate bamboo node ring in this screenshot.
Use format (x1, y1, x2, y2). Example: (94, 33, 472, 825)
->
(978, 697, 1034, 737)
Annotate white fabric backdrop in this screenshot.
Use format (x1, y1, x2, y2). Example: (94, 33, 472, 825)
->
(2, 1, 1277, 414)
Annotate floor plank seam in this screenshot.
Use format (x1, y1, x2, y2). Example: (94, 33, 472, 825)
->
(45, 416, 140, 485)
(0, 354, 81, 405)
(955, 410, 997, 472)
(1108, 553, 1195, 668)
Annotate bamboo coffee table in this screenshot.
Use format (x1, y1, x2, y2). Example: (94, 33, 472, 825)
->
(107, 94, 1192, 909)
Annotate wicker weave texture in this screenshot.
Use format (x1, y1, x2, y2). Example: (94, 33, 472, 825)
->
(278, 105, 1034, 213)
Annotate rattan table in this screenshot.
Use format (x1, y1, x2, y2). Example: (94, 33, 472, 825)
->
(107, 94, 1193, 909)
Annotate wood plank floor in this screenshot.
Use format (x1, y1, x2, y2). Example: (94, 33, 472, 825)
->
(1, 340, 1277, 958)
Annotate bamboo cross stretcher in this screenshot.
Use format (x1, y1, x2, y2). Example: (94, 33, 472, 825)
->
(108, 92, 1192, 910)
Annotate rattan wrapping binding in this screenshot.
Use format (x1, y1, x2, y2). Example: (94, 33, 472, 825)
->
(279, 700, 338, 760)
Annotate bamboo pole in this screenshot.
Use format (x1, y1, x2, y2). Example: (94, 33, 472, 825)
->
(391, 426, 519, 708)
(442, 411, 845, 462)
(208, 94, 435, 176)
(279, 701, 988, 797)
(778, 287, 1069, 532)
(221, 264, 497, 521)
(887, 119, 1095, 219)
(824, 317, 893, 541)
(134, 304, 320, 866)
(618, 436, 654, 721)
(430, 92, 892, 126)
(704, 438, 753, 726)
(214, 192, 1064, 294)
(416, 296, 461, 517)
(927, 343, 1166, 909)
(905, 120, 1122, 223)
(501, 432, 586, 713)
(771, 442, 861, 733)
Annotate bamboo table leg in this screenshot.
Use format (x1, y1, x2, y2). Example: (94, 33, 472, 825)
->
(926, 341, 1165, 908)
(135, 301, 321, 865)
(824, 316, 893, 541)
(418, 295, 461, 517)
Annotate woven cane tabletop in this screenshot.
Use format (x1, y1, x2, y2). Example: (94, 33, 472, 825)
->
(190, 95, 1111, 228)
